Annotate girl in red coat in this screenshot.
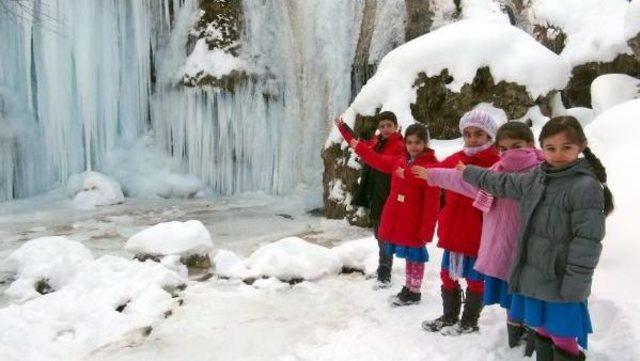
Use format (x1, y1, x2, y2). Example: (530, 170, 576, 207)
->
(422, 110, 500, 334)
(335, 112, 405, 288)
(347, 123, 440, 306)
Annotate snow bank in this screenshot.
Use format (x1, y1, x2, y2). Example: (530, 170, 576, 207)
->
(213, 250, 250, 279)
(215, 238, 382, 282)
(182, 38, 244, 81)
(2, 236, 93, 302)
(330, 20, 570, 144)
(565, 107, 596, 127)
(245, 238, 342, 281)
(103, 135, 206, 199)
(125, 220, 214, 258)
(529, 0, 632, 66)
(625, 0, 640, 41)
(585, 99, 640, 346)
(330, 238, 379, 276)
(67, 171, 124, 209)
(591, 74, 640, 115)
(0, 239, 186, 360)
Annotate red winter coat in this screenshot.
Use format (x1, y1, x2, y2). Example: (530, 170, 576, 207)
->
(437, 147, 499, 257)
(355, 142, 441, 248)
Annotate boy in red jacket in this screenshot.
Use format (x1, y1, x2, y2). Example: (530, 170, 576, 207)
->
(422, 110, 500, 334)
(335, 112, 405, 288)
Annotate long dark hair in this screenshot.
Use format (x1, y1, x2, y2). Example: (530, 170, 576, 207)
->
(539, 116, 614, 216)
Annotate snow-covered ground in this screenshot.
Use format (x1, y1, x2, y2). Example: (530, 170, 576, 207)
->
(3, 106, 640, 359)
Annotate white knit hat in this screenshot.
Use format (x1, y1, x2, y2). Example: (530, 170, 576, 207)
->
(458, 110, 499, 139)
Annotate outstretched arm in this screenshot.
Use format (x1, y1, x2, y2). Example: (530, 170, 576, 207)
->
(461, 165, 524, 199)
(413, 167, 478, 198)
(352, 140, 398, 174)
(335, 117, 356, 144)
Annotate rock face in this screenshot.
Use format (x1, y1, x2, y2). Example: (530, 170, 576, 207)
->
(322, 113, 383, 227)
(532, 24, 567, 55)
(563, 54, 640, 108)
(411, 67, 554, 139)
(404, 0, 433, 41)
(182, 0, 246, 90)
(630, 33, 640, 62)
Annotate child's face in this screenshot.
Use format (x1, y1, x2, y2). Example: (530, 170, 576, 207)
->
(496, 137, 534, 154)
(542, 132, 585, 168)
(405, 134, 426, 158)
(378, 119, 397, 139)
(463, 126, 490, 147)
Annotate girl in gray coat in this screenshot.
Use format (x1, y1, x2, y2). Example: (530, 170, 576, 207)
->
(459, 116, 614, 361)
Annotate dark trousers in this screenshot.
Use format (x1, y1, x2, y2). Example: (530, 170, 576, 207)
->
(373, 219, 393, 281)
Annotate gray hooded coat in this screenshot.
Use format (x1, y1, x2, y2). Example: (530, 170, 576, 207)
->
(462, 159, 605, 303)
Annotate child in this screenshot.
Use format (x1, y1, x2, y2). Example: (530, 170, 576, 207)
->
(335, 112, 405, 288)
(413, 122, 544, 347)
(460, 116, 613, 360)
(347, 123, 440, 306)
(421, 109, 500, 335)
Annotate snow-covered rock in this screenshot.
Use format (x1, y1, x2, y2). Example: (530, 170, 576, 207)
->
(244, 237, 342, 281)
(336, 19, 570, 136)
(183, 38, 244, 83)
(2, 236, 94, 302)
(529, 0, 632, 66)
(330, 238, 379, 276)
(125, 221, 214, 267)
(0, 236, 187, 360)
(565, 107, 596, 127)
(0, 254, 185, 361)
(591, 74, 640, 115)
(625, 0, 640, 41)
(67, 171, 124, 209)
(213, 250, 250, 279)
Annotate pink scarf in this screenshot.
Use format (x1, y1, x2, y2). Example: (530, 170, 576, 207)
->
(472, 148, 545, 212)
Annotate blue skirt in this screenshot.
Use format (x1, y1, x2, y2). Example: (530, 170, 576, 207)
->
(483, 275, 513, 310)
(383, 244, 428, 263)
(440, 251, 483, 282)
(509, 293, 592, 349)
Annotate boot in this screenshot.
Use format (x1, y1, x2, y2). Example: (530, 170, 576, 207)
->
(524, 327, 537, 357)
(389, 286, 421, 306)
(422, 286, 462, 332)
(390, 286, 421, 306)
(507, 321, 526, 348)
(553, 347, 585, 361)
(374, 252, 393, 289)
(535, 333, 554, 361)
(374, 242, 393, 289)
(442, 290, 484, 335)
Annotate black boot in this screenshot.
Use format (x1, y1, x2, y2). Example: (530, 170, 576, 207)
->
(535, 333, 554, 361)
(422, 286, 462, 332)
(374, 240, 393, 289)
(524, 327, 537, 357)
(375, 251, 393, 288)
(389, 286, 421, 306)
(507, 321, 526, 348)
(553, 347, 585, 361)
(443, 290, 484, 335)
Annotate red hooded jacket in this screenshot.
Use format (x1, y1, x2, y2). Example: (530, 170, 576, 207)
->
(437, 147, 500, 257)
(355, 142, 441, 248)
